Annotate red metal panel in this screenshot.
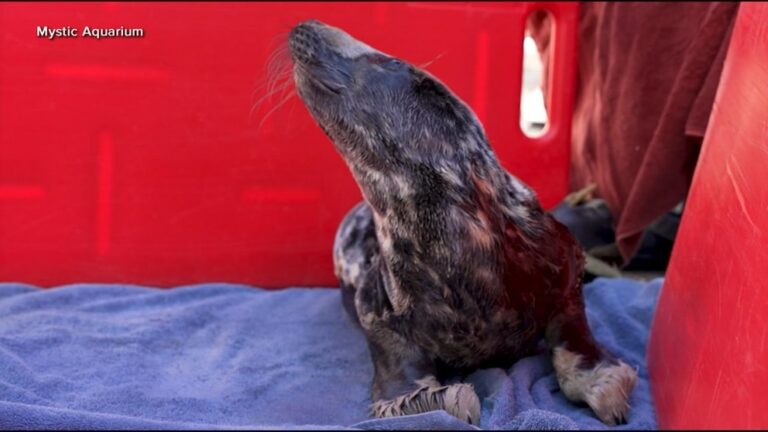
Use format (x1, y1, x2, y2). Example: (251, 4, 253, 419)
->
(0, 2, 577, 287)
(647, 3, 768, 428)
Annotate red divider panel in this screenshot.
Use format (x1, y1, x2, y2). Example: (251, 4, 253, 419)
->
(0, 2, 577, 287)
(647, 3, 768, 428)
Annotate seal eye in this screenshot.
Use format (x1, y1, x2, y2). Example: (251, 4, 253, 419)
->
(381, 58, 406, 72)
(385, 58, 405, 69)
(368, 55, 404, 71)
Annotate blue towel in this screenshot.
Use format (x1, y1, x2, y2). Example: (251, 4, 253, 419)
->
(0, 277, 660, 430)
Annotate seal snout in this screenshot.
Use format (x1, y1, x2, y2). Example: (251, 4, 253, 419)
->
(288, 20, 325, 65)
(290, 19, 377, 63)
(289, 20, 362, 95)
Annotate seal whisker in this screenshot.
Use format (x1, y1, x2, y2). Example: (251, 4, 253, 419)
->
(261, 50, 293, 97)
(251, 39, 293, 101)
(256, 88, 297, 132)
(250, 45, 296, 124)
(251, 72, 292, 109)
(418, 52, 447, 70)
(266, 46, 292, 80)
(252, 45, 287, 83)
(264, 70, 293, 102)
(249, 77, 294, 123)
(252, 71, 293, 104)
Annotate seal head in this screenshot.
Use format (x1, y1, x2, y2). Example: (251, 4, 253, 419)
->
(289, 19, 490, 211)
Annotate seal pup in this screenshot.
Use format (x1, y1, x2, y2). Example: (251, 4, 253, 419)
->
(288, 20, 637, 426)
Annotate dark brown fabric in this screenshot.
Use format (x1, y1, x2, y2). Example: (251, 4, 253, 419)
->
(529, 2, 740, 264)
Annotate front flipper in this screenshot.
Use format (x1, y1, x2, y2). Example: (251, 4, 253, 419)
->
(545, 291, 638, 425)
(365, 326, 480, 425)
(335, 201, 480, 425)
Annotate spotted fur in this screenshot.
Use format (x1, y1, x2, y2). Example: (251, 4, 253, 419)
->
(288, 20, 637, 425)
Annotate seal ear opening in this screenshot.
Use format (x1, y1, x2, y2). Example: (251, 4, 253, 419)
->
(412, 76, 461, 120)
(521, 10, 552, 138)
(412, 74, 441, 95)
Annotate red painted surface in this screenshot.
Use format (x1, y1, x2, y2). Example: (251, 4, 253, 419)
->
(0, 2, 577, 287)
(647, 3, 768, 428)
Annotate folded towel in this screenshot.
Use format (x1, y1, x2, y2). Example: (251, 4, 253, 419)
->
(0, 277, 660, 429)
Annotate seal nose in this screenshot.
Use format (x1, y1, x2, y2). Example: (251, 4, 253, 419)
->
(289, 20, 329, 64)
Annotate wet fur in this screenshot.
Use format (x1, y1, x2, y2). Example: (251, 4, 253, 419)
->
(288, 20, 637, 425)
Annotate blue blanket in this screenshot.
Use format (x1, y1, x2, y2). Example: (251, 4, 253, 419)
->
(0, 277, 660, 430)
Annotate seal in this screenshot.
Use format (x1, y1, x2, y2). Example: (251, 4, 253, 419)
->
(288, 20, 637, 426)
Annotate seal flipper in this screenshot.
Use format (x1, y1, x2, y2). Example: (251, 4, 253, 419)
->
(334, 201, 379, 326)
(543, 247, 638, 425)
(546, 300, 638, 425)
(366, 325, 480, 426)
(334, 201, 480, 425)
